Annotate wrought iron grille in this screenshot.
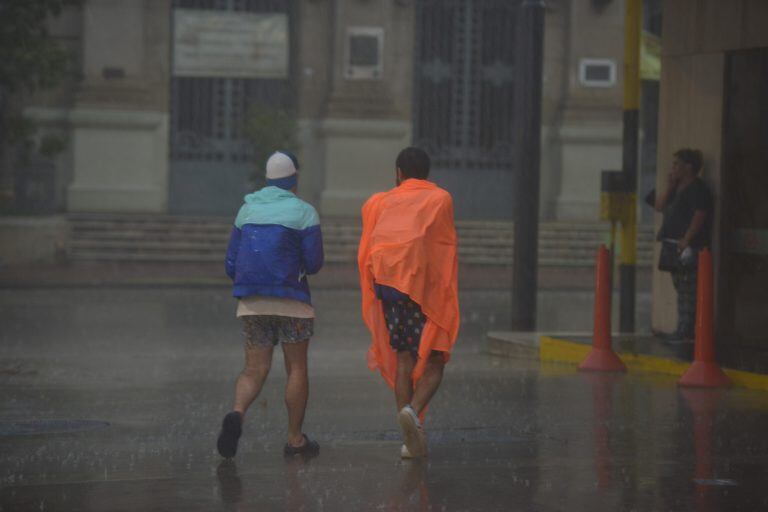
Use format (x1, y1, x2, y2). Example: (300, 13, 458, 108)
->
(413, 0, 518, 170)
(170, 78, 291, 163)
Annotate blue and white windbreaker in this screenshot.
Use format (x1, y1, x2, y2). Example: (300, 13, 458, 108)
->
(225, 186, 324, 304)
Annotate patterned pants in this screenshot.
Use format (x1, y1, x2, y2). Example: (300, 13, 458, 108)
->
(672, 266, 698, 339)
(382, 298, 427, 357)
(241, 315, 314, 347)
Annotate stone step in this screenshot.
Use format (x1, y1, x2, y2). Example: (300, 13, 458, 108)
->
(68, 248, 653, 265)
(70, 239, 227, 252)
(70, 223, 654, 240)
(64, 251, 224, 262)
(325, 238, 656, 249)
(70, 228, 654, 245)
(68, 251, 652, 267)
(68, 241, 653, 255)
(67, 214, 656, 266)
(69, 232, 655, 253)
(68, 214, 652, 230)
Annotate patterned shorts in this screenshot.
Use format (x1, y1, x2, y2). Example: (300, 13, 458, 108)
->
(382, 298, 427, 357)
(241, 315, 314, 348)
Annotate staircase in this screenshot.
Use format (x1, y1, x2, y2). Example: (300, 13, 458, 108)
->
(68, 214, 655, 267)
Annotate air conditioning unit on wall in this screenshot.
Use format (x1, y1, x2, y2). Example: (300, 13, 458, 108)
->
(579, 58, 617, 88)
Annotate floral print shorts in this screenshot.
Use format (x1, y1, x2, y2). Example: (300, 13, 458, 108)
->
(381, 298, 427, 357)
(241, 315, 314, 348)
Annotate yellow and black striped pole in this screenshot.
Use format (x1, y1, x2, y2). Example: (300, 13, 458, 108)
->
(619, 0, 642, 333)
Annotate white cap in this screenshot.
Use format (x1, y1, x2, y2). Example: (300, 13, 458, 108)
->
(266, 151, 298, 180)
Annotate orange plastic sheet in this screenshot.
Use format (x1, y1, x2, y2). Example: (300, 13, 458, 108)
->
(358, 179, 460, 389)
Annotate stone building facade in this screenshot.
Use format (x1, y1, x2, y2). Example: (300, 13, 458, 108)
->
(9, 0, 650, 222)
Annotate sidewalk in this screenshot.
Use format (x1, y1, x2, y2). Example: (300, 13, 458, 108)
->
(487, 331, 768, 389)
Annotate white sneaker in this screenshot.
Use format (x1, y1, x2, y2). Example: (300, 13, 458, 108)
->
(397, 405, 427, 458)
(400, 444, 413, 459)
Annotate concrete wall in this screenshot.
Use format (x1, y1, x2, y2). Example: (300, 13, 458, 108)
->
(294, 0, 333, 208)
(298, 0, 628, 220)
(65, 0, 171, 213)
(67, 109, 169, 212)
(539, 1, 569, 221)
(547, 0, 626, 221)
(296, 0, 413, 217)
(651, 0, 768, 333)
(0, 216, 69, 265)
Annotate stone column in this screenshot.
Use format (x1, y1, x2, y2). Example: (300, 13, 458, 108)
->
(66, 0, 170, 213)
(551, 0, 625, 221)
(298, 0, 414, 217)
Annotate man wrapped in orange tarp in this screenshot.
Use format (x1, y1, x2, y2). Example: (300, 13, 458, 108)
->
(358, 147, 460, 459)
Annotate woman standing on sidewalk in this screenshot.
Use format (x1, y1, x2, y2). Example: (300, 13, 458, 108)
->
(654, 148, 713, 344)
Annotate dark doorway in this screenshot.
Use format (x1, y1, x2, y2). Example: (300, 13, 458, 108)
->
(413, 0, 518, 219)
(169, 0, 293, 215)
(719, 47, 768, 360)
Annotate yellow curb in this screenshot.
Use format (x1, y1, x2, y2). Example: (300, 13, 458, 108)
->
(540, 336, 591, 364)
(724, 369, 768, 391)
(539, 335, 768, 392)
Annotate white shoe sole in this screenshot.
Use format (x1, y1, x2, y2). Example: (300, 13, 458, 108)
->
(397, 409, 427, 458)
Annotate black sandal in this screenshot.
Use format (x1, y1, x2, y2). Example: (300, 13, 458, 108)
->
(283, 434, 320, 457)
(217, 411, 242, 458)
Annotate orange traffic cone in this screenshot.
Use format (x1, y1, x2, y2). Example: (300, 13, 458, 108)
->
(579, 245, 626, 372)
(678, 249, 731, 388)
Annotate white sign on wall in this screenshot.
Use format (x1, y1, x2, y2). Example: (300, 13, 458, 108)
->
(173, 9, 288, 79)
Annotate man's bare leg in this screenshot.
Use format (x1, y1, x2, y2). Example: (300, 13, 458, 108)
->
(282, 340, 309, 447)
(410, 351, 445, 415)
(397, 351, 444, 458)
(395, 351, 416, 411)
(233, 344, 273, 416)
(219, 343, 273, 458)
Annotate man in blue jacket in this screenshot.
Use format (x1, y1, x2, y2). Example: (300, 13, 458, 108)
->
(217, 150, 324, 459)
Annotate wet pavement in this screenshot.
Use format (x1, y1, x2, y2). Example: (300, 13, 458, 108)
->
(1, 287, 767, 511)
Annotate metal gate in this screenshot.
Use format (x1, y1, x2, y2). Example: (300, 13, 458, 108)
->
(169, 0, 292, 215)
(413, 0, 519, 219)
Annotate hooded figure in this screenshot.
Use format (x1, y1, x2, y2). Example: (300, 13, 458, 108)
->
(358, 146, 460, 459)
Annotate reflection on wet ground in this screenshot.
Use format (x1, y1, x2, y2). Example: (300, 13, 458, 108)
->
(1, 288, 766, 511)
